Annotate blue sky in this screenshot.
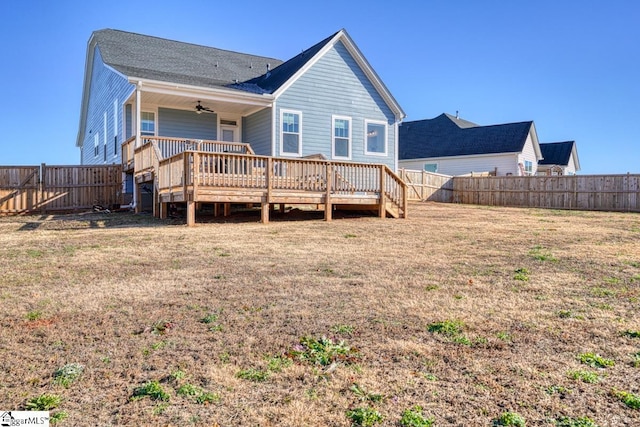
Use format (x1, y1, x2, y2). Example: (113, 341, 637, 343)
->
(1, 1, 638, 174)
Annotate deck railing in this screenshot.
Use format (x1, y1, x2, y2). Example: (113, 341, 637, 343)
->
(156, 151, 407, 216)
(122, 136, 136, 170)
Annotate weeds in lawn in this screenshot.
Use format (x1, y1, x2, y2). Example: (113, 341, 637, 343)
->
(622, 330, 640, 339)
(289, 336, 360, 366)
(578, 352, 615, 368)
(53, 363, 84, 388)
(344, 233, 357, 238)
(152, 403, 169, 415)
(200, 311, 221, 324)
(399, 406, 434, 427)
(513, 268, 530, 281)
(266, 355, 292, 372)
(424, 284, 439, 291)
(493, 411, 526, 426)
(350, 383, 384, 403)
(151, 320, 173, 335)
(611, 389, 640, 409)
(331, 324, 355, 336)
(427, 319, 472, 345)
(26, 310, 42, 321)
(346, 406, 384, 426)
(546, 385, 571, 396)
(554, 416, 600, 427)
(131, 380, 170, 401)
(529, 245, 557, 262)
(236, 368, 270, 382)
(567, 369, 601, 384)
(170, 369, 186, 381)
(631, 351, 640, 368)
(25, 393, 62, 410)
(497, 331, 512, 342)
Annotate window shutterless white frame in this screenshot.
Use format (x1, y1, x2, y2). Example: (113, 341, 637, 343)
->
(364, 119, 387, 156)
(140, 111, 156, 136)
(94, 133, 99, 157)
(332, 115, 352, 160)
(280, 109, 302, 156)
(423, 163, 438, 173)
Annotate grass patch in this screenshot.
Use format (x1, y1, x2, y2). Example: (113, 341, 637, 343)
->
(568, 369, 601, 384)
(555, 416, 600, 427)
(513, 268, 530, 281)
(289, 336, 359, 366)
(578, 352, 615, 368)
(621, 330, 640, 339)
(427, 319, 472, 345)
(400, 406, 434, 427)
(25, 310, 42, 321)
(331, 324, 356, 335)
(611, 389, 640, 409)
(350, 383, 384, 403)
(346, 407, 384, 426)
(25, 393, 62, 410)
(131, 380, 170, 401)
(493, 411, 526, 426)
(529, 245, 558, 262)
(53, 363, 84, 388)
(236, 368, 270, 382)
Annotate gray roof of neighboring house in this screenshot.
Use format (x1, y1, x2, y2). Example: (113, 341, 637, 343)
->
(92, 29, 284, 90)
(538, 141, 575, 166)
(399, 113, 534, 160)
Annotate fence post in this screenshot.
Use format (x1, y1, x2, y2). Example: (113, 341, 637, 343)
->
(262, 157, 272, 224)
(40, 163, 45, 214)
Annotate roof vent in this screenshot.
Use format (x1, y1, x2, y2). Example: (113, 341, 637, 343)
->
(456, 110, 459, 119)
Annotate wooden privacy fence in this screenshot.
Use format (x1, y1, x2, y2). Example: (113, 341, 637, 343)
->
(0, 164, 122, 215)
(399, 169, 454, 202)
(453, 174, 640, 212)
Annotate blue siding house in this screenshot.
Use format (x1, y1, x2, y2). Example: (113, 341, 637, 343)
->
(76, 29, 404, 169)
(76, 29, 406, 222)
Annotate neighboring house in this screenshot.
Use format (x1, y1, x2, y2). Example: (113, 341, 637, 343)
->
(398, 113, 543, 176)
(537, 141, 580, 175)
(76, 28, 405, 170)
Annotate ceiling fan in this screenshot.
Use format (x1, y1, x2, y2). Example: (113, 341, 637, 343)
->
(195, 100, 214, 114)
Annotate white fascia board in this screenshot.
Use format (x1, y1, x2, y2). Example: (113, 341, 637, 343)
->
(76, 35, 97, 147)
(272, 30, 406, 122)
(271, 32, 343, 99)
(400, 152, 520, 163)
(129, 77, 274, 107)
(528, 122, 543, 160)
(339, 31, 406, 121)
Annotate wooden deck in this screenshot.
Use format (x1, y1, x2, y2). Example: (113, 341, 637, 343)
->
(123, 136, 407, 225)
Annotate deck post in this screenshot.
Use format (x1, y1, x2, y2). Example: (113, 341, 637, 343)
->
(134, 181, 141, 213)
(262, 157, 272, 224)
(379, 164, 386, 218)
(159, 201, 167, 219)
(224, 203, 231, 216)
(325, 163, 332, 222)
(187, 200, 196, 226)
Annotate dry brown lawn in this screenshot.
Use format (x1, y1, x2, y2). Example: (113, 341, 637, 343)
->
(0, 202, 639, 426)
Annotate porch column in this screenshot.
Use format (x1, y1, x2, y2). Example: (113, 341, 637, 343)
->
(135, 82, 142, 148)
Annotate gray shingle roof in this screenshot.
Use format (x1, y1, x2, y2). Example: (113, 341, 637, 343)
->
(238, 31, 339, 93)
(399, 113, 534, 160)
(92, 29, 284, 90)
(538, 141, 575, 166)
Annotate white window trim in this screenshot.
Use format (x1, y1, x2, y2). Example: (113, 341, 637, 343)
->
(423, 162, 439, 173)
(332, 115, 352, 160)
(94, 133, 99, 157)
(140, 110, 157, 136)
(113, 99, 119, 157)
(279, 109, 302, 157)
(364, 119, 388, 156)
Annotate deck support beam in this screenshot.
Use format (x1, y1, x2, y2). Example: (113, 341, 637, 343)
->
(261, 202, 269, 223)
(324, 164, 332, 222)
(159, 202, 167, 219)
(224, 203, 231, 216)
(187, 200, 196, 226)
(134, 183, 141, 214)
